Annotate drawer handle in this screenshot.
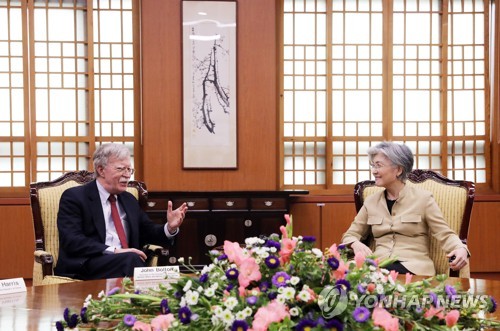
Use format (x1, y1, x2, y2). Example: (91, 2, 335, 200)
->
(147, 201, 156, 207)
(264, 201, 273, 207)
(187, 201, 196, 207)
(226, 201, 234, 207)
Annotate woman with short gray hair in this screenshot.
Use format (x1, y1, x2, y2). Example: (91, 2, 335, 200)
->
(341, 141, 469, 276)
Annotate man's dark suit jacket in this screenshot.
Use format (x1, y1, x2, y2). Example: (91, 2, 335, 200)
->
(54, 180, 173, 278)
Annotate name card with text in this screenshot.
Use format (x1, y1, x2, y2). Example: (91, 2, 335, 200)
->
(0, 278, 27, 296)
(134, 266, 181, 281)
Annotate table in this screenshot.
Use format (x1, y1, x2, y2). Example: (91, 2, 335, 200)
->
(0, 277, 499, 330)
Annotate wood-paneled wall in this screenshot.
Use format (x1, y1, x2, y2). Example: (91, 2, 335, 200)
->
(141, 0, 279, 191)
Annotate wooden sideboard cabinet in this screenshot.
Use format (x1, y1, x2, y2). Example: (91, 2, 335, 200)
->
(145, 191, 308, 269)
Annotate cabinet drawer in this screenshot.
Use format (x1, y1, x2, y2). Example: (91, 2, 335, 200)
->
(173, 198, 209, 211)
(145, 198, 168, 210)
(212, 197, 248, 210)
(250, 197, 287, 211)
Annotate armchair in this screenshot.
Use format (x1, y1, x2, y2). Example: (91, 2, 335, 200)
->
(353, 169, 475, 278)
(30, 170, 162, 286)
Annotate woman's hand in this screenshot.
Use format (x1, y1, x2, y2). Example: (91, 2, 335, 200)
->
(351, 240, 373, 256)
(447, 247, 469, 271)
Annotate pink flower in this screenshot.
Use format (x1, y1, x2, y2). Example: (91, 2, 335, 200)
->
(354, 251, 366, 268)
(405, 273, 413, 284)
(333, 259, 347, 280)
(372, 307, 399, 331)
(445, 309, 460, 327)
(389, 270, 399, 282)
(151, 313, 175, 331)
(279, 225, 288, 239)
(328, 243, 341, 258)
(251, 301, 290, 331)
(223, 240, 246, 266)
(238, 257, 262, 289)
(279, 237, 297, 264)
(284, 214, 291, 226)
(133, 320, 152, 331)
(424, 306, 445, 319)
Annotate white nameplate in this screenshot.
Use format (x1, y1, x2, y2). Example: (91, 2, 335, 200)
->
(0, 278, 27, 295)
(134, 266, 180, 281)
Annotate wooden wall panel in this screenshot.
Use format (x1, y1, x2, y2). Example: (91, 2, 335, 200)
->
(0, 205, 34, 279)
(468, 201, 500, 272)
(141, 0, 279, 191)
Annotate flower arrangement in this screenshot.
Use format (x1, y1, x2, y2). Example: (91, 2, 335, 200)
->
(57, 215, 499, 331)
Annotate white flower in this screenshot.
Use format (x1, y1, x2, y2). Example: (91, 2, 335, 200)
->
(369, 265, 377, 271)
(312, 248, 323, 258)
(183, 280, 192, 292)
(235, 310, 247, 320)
(349, 291, 358, 301)
(204, 287, 215, 298)
(220, 309, 235, 325)
(212, 305, 223, 317)
(197, 286, 203, 292)
(178, 257, 184, 264)
(98, 290, 105, 298)
(290, 307, 300, 316)
(184, 290, 199, 305)
(396, 284, 406, 293)
(224, 297, 238, 310)
(270, 247, 277, 253)
(243, 307, 253, 317)
(376, 284, 385, 294)
(290, 276, 300, 285)
(282, 287, 296, 300)
(276, 295, 286, 304)
(298, 290, 311, 302)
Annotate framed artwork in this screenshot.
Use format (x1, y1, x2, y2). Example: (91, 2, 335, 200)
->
(182, 0, 237, 169)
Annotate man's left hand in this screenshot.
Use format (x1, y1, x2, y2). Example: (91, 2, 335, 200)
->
(166, 201, 188, 233)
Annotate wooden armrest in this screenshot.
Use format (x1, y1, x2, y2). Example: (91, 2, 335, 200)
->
(143, 244, 168, 255)
(34, 250, 55, 277)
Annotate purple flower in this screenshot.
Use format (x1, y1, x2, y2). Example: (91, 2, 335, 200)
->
(231, 320, 249, 331)
(445, 285, 457, 299)
(63, 308, 70, 323)
(246, 296, 258, 305)
(123, 314, 136, 327)
(175, 291, 183, 299)
(265, 239, 281, 251)
(490, 296, 497, 313)
(107, 286, 120, 296)
(68, 313, 78, 328)
(265, 255, 280, 269)
(357, 284, 366, 294)
(199, 273, 209, 283)
(217, 254, 228, 260)
(365, 258, 377, 267)
(226, 268, 239, 279)
(352, 306, 370, 323)
(259, 281, 270, 292)
(55, 321, 64, 331)
(337, 244, 346, 250)
(324, 318, 344, 331)
(272, 271, 291, 287)
(302, 236, 316, 243)
(327, 257, 340, 270)
(268, 291, 278, 300)
(160, 298, 171, 314)
(296, 319, 317, 330)
(178, 306, 192, 324)
(429, 291, 439, 307)
(335, 279, 351, 292)
(226, 283, 235, 292)
(80, 307, 88, 323)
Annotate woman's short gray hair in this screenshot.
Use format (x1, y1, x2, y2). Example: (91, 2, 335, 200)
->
(367, 141, 414, 181)
(93, 143, 131, 177)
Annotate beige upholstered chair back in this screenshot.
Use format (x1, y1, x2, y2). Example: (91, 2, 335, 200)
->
(30, 171, 147, 285)
(354, 169, 475, 278)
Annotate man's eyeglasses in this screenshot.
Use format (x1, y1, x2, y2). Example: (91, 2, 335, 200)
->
(115, 166, 135, 175)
